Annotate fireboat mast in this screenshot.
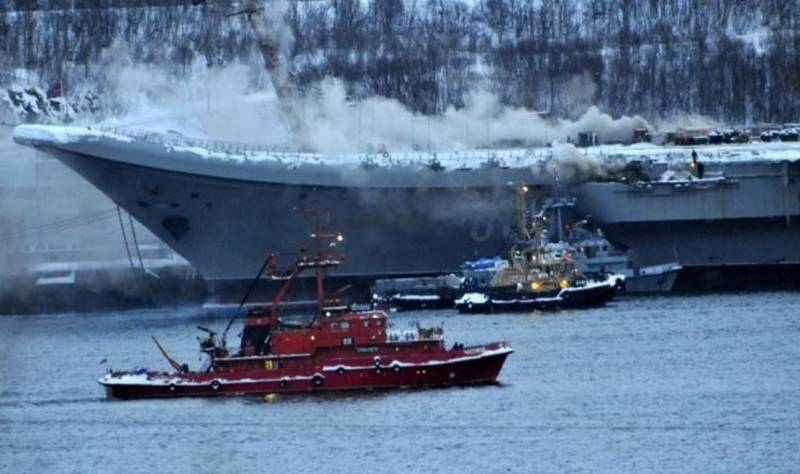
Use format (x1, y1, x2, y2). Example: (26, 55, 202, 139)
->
(308, 219, 344, 315)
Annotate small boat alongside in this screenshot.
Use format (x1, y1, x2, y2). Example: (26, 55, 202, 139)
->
(569, 224, 682, 294)
(371, 274, 462, 311)
(99, 219, 512, 399)
(454, 187, 617, 314)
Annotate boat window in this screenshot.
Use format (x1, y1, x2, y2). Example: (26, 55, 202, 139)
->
(375, 320, 383, 327)
(340, 321, 350, 330)
(342, 337, 353, 346)
(363, 320, 370, 327)
(330, 322, 339, 330)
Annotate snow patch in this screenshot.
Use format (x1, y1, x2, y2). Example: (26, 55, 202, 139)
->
(13, 124, 133, 147)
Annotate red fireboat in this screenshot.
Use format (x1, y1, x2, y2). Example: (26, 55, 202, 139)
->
(99, 219, 513, 399)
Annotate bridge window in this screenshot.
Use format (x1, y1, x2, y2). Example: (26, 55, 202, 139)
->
(342, 337, 353, 346)
(340, 321, 350, 330)
(330, 322, 338, 330)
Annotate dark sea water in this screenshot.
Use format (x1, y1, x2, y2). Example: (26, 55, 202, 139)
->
(2, 293, 800, 473)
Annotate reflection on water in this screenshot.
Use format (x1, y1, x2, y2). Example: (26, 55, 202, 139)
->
(2, 293, 800, 472)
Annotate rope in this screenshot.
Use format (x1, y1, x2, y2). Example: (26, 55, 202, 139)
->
(128, 213, 158, 306)
(116, 206, 152, 307)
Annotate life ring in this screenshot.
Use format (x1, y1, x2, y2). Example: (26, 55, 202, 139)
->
(312, 375, 324, 386)
(373, 357, 381, 367)
(336, 367, 346, 376)
(210, 380, 222, 391)
(392, 364, 401, 373)
(279, 379, 288, 388)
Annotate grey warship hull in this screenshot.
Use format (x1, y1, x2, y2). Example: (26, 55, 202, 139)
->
(572, 160, 800, 290)
(13, 126, 550, 300)
(14, 125, 800, 296)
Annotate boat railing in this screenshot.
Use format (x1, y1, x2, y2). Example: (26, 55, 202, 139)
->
(94, 126, 547, 169)
(387, 329, 420, 342)
(98, 126, 298, 156)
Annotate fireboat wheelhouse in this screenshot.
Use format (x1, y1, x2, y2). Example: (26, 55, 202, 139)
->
(99, 219, 513, 399)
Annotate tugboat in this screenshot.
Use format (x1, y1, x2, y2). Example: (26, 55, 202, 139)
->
(371, 274, 463, 311)
(539, 197, 682, 294)
(99, 219, 513, 399)
(455, 187, 616, 314)
(571, 227, 682, 294)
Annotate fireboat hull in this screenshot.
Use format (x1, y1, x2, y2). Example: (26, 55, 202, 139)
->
(99, 343, 512, 399)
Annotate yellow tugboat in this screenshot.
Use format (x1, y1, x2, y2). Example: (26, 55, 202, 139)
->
(456, 187, 617, 313)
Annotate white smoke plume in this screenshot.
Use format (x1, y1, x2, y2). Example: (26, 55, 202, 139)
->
(93, 54, 652, 157)
(289, 79, 651, 153)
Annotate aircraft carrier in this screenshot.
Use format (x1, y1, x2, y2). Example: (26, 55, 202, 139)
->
(13, 124, 554, 300)
(8, 2, 800, 300)
(13, 124, 800, 297)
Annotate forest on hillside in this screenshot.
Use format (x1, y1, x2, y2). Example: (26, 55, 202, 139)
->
(1, 0, 799, 125)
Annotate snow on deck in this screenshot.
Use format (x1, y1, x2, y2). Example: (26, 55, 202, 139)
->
(13, 124, 133, 146)
(14, 124, 800, 171)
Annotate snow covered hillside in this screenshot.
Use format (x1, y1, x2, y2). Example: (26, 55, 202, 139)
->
(1, 0, 798, 125)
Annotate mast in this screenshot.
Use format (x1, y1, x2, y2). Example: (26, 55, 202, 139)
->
(304, 210, 344, 315)
(514, 185, 531, 276)
(515, 185, 532, 241)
